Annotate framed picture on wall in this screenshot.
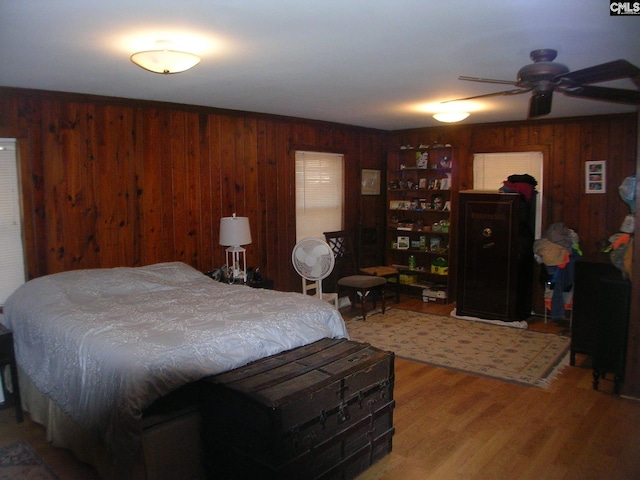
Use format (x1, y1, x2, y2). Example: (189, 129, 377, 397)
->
(585, 160, 606, 194)
(361, 169, 381, 195)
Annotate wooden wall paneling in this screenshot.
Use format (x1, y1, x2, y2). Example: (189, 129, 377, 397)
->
(207, 114, 224, 269)
(140, 108, 164, 267)
(157, 109, 176, 264)
(41, 100, 68, 273)
(197, 113, 214, 272)
(579, 120, 606, 252)
(252, 118, 267, 274)
(183, 111, 202, 268)
(243, 117, 259, 261)
(262, 119, 280, 284)
(169, 111, 187, 263)
(280, 123, 297, 291)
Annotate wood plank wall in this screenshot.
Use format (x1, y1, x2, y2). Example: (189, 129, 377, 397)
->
(1, 87, 638, 394)
(389, 114, 637, 257)
(0, 87, 386, 293)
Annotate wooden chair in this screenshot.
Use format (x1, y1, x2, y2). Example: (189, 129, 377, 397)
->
(357, 226, 400, 304)
(324, 230, 386, 320)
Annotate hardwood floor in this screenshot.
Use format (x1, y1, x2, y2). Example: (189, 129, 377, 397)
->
(1, 296, 639, 480)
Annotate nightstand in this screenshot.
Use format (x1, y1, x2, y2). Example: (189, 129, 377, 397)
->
(0, 323, 24, 422)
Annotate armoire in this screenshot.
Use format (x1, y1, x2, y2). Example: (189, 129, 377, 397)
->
(456, 191, 536, 322)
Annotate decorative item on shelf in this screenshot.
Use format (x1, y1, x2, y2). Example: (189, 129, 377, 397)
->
(408, 255, 416, 270)
(443, 200, 451, 211)
(419, 178, 427, 189)
(397, 236, 410, 250)
(431, 257, 448, 275)
(430, 237, 441, 252)
(439, 156, 452, 168)
(420, 235, 427, 251)
(440, 174, 452, 190)
(410, 239, 421, 249)
(432, 194, 444, 210)
(389, 179, 400, 190)
(416, 151, 429, 168)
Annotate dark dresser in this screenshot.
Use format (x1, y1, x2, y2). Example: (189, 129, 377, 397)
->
(571, 252, 631, 393)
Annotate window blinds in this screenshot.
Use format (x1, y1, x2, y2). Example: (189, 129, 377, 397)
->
(473, 151, 543, 238)
(295, 151, 344, 241)
(0, 139, 25, 306)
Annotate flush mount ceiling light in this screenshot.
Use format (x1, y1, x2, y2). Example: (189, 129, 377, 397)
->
(432, 111, 470, 123)
(130, 49, 200, 74)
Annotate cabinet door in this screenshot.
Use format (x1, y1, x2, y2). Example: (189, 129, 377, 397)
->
(456, 193, 521, 321)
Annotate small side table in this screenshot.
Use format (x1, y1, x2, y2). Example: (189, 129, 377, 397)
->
(0, 323, 24, 422)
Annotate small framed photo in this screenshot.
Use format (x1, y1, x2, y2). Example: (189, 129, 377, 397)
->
(361, 169, 381, 195)
(585, 161, 606, 194)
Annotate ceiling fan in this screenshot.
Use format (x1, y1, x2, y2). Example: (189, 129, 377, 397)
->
(444, 49, 640, 118)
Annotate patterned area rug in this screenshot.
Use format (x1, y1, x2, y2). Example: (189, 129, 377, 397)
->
(346, 309, 570, 387)
(0, 441, 60, 480)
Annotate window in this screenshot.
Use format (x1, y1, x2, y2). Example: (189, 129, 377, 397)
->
(295, 151, 344, 241)
(0, 138, 25, 306)
(473, 151, 543, 237)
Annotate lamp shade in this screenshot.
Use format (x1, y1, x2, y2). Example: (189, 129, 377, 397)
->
(432, 112, 470, 123)
(219, 215, 252, 246)
(130, 49, 200, 74)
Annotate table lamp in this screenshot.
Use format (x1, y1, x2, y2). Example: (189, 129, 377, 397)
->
(219, 214, 252, 282)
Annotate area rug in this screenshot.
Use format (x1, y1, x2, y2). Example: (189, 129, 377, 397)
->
(0, 441, 60, 480)
(345, 309, 570, 387)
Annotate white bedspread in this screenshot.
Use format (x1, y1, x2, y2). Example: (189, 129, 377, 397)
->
(2, 262, 348, 464)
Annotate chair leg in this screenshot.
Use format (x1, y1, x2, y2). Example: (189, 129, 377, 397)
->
(381, 285, 386, 314)
(360, 288, 367, 320)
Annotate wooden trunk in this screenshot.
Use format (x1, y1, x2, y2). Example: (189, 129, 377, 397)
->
(201, 338, 395, 479)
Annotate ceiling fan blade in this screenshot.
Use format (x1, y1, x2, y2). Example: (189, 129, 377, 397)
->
(555, 59, 640, 85)
(441, 88, 531, 104)
(459, 76, 518, 86)
(528, 91, 553, 118)
(564, 85, 640, 104)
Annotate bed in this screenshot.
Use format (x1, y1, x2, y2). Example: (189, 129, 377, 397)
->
(1, 262, 348, 479)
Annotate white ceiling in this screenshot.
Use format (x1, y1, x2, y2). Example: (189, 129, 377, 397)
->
(1, 0, 639, 130)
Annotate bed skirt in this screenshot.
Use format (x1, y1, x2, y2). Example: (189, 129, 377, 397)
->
(18, 367, 206, 480)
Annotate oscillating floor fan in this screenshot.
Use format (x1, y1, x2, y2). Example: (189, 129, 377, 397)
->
(291, 237, 336, 304)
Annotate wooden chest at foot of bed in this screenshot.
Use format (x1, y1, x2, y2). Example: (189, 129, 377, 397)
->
(201, 338, 395, 480)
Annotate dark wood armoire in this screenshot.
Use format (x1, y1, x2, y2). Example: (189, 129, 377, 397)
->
(456, 191, 536, 321)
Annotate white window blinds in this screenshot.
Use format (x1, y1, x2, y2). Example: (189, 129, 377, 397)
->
(473, 151, 543, 237)
(0, 139, 25, 306)
(295, 151, 344, 241)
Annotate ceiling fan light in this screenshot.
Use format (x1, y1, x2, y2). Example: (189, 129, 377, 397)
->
(130, 49, 200, 74)
(433, 112, 470, 123)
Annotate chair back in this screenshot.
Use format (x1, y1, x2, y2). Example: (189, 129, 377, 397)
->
(358, 225, 383, 268)
(323, 230, 358, 291)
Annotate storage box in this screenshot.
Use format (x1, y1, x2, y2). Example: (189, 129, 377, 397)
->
(201, 338, 395, 479)
(399, 274, 417, 285)
(430, 257, 448, 275)
(422, 288, 448, 304)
